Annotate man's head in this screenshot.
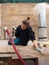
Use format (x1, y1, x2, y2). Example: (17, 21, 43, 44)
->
(21, 17, 30, 30)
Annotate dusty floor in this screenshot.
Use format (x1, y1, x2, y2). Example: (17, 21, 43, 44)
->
(39, 58, 49, 65)
(0, 40, 49, 65)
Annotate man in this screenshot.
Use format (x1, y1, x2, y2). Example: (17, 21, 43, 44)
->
(8, 17, 43, 53)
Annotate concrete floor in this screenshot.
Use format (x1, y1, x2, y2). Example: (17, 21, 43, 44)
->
(0, 40, 8, 46)
(39, 58, 49, 65)
(0, 40, 49, 65)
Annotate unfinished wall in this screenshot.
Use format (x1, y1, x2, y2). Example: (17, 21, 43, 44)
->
(0, 3, 49, 40)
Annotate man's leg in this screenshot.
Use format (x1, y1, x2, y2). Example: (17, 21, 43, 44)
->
(14, 38, 21, 45)
(8, 38, 21, 45)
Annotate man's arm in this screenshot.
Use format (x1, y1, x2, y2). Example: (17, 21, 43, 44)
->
(33, 40, 38, 48)
(29, 27, 43, 53)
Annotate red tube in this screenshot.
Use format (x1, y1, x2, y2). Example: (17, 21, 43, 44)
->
(6, 29, 26, 65)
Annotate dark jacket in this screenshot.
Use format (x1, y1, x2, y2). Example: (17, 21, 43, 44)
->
(15, 25, 35, 45)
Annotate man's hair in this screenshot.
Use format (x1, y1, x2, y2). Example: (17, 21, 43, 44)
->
(22, 20, 30, 27)
(27, 17, 30, 20)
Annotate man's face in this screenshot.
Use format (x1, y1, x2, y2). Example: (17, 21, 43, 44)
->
(21, 23, 27, 30)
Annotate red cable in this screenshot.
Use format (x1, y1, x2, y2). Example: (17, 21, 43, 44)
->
(6, 29, 26, 65)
